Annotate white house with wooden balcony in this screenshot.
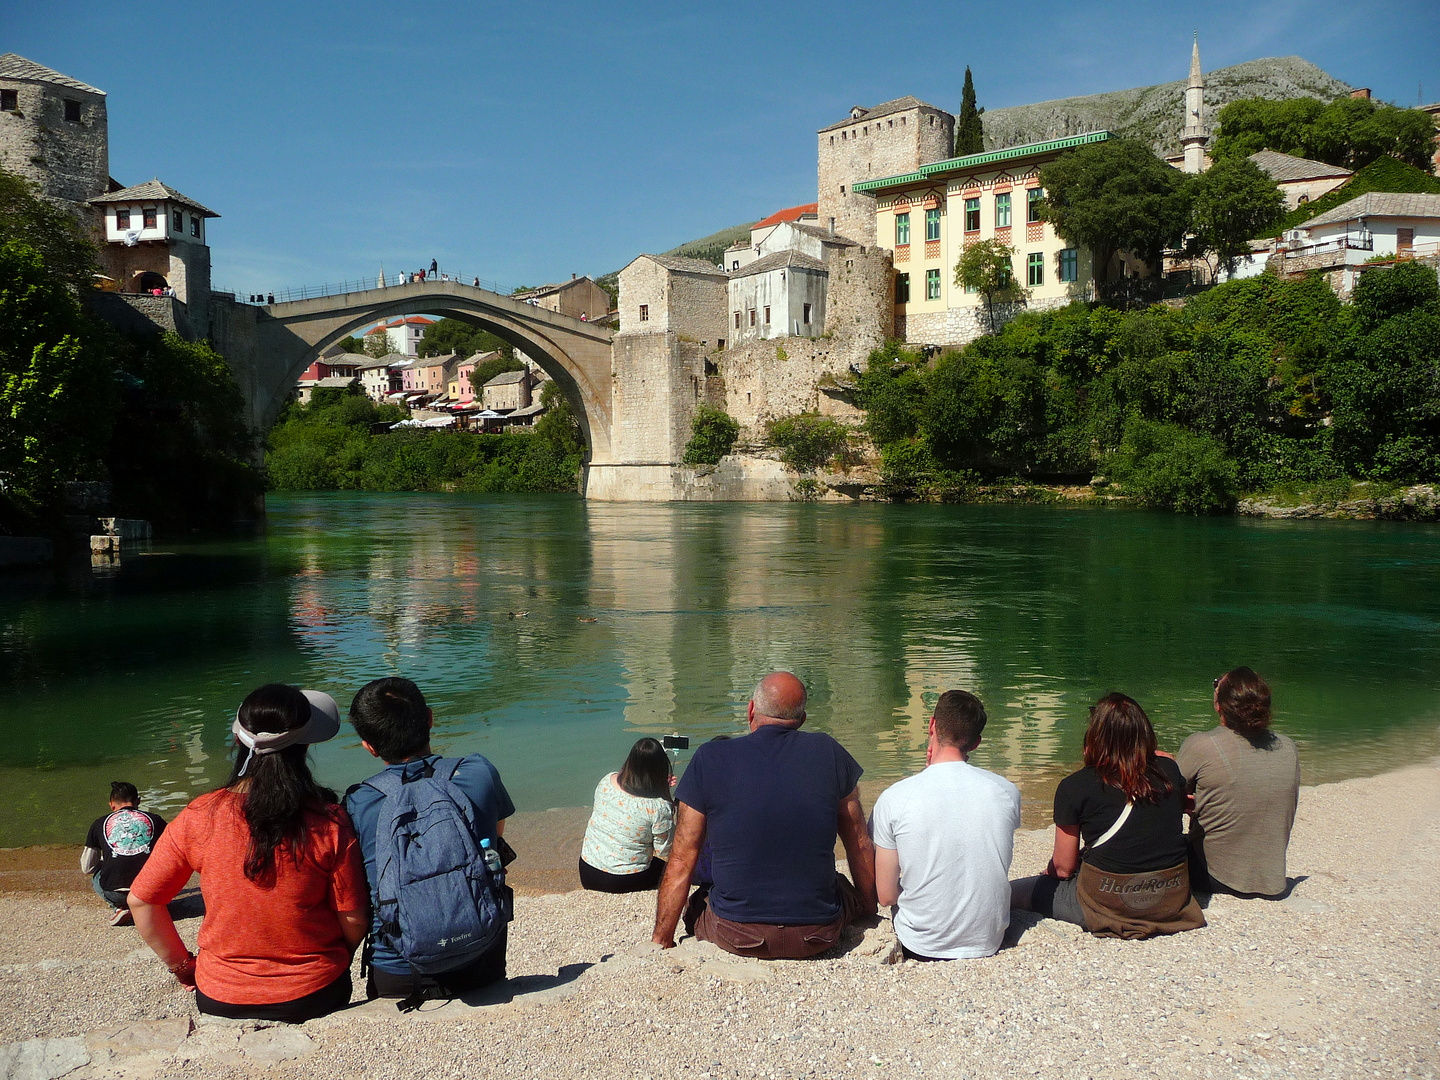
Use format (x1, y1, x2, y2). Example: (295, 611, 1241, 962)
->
(89, 179, 218, 305)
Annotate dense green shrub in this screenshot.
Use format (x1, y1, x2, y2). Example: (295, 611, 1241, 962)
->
(266, 385, 583, 493)
(1106, 421, 1239, 514)
(850, 266, 1440, 509)
(766, 413, 853, 472)
(681, 405, 740, 466)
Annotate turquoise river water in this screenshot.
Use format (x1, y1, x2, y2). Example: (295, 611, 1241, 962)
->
(2, 492, 1438, 847)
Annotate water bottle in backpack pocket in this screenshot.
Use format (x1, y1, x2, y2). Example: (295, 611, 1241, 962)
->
(365, 758, 510, 975)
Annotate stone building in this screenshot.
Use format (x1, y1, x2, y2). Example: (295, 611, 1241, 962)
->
(616, 254, 728, 344)
(365, 315, 435, 357)
(89, 180, 218, 313)
(817, 97, 955, 245)
(856, 132, 1109, 346)
(1180, 37, 1209, 175)
(0, 53, 108, 210)
(512, 275, 612, 322)
(483, 368, 533, 412)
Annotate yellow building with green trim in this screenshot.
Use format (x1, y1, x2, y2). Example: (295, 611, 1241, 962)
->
(853, 131, 1108, 346)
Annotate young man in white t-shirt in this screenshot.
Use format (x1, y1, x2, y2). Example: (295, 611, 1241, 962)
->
(870, 690, 1021, 960)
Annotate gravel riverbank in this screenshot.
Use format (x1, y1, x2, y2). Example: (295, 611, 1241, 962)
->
(3, 760, 1437, 1080)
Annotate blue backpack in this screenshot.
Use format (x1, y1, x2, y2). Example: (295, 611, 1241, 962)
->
(364, 758, 509, 974)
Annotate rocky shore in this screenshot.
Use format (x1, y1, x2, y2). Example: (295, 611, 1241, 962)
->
(3, 761, 1437, 1080)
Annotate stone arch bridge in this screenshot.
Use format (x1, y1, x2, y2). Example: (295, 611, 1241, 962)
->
(212, 279, 617, 464)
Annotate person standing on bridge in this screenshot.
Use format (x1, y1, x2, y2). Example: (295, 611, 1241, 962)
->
(430, 258, 438, 277)
(472, 277, 480, 288)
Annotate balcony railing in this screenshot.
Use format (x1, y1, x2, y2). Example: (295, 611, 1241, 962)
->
(215, 271, 511, 306)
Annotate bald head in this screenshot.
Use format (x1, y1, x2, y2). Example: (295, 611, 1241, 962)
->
(750, 672, 807, 728)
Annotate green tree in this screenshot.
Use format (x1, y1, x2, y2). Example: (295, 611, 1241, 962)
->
(0, 168, 97, 290)
(336, 335, 364, 354)
(1038, 138, 1191, 297)
(1186, 156, 1286, 277)
(855, 340, 928, 447)
(0, 242, 115, 513)
(532, 379, 585, 460)
(955, 67, 985, 156)
(469, 353, 526, 395)
(362, 332, 392, 359)
(681, 405, 740, 465)
(765, 414, 853, 472)
(954, 239, 1024, 331)
(417, 317, 514, 361)
(1213, 96, 1437, 173)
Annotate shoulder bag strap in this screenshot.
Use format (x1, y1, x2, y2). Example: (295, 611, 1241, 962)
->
(1089, 799, 1134, 850)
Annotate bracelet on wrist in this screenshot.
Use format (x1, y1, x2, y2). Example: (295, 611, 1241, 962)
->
(167, 951, 195, 973)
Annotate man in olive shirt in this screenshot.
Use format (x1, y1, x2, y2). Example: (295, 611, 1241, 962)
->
(1178, 668, 1299, 898)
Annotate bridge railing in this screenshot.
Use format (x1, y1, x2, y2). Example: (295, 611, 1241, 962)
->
(215, 271, 512, 306)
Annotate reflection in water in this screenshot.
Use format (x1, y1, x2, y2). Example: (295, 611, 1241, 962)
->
(2, 493, 1439, 846)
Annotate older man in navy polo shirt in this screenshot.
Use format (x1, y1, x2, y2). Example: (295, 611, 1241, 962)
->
(652, 672, 877, 959)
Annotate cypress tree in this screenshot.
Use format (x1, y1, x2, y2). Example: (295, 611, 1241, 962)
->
(955, 67, 985, 156)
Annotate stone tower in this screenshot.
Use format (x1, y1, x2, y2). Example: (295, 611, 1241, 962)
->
(0, 54, 109, 212)
(817, 97, 954, 245)
(1180, 36, 1209, 174)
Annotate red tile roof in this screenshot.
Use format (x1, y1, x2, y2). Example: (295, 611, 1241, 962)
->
(752, 203, 818, 230)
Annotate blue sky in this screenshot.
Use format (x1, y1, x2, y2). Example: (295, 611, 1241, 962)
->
(6, 1, 1437, 294)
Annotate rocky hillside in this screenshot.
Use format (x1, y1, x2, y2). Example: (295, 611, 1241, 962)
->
(982, 56, 1352, 157)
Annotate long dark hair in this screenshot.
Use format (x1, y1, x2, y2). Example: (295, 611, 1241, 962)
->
(1083, 693, 1173, 804)
(1217, 667, 1273, 740)
(227, 684, 338, 883)
(616, 737, 672, 801)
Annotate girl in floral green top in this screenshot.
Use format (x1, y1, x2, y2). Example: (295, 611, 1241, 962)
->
(579, 738, 675, 893)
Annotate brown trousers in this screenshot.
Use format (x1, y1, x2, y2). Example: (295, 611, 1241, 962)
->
(694, 874, 865, 960)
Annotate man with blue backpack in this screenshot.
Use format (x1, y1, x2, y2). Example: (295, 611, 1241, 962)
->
(345, 678, 515, 1007)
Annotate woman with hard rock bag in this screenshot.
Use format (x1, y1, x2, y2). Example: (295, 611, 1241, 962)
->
(1011, 693, 1205, 939)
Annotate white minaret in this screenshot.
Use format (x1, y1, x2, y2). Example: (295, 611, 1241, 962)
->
(1181, 34, 1208, 174)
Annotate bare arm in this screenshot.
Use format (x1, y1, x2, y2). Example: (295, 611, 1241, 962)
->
(337, 909, 368, 954)
(874, 845, 901, 908)
(652, 802, 705, 948)
(1048, 824, 1081, 879)
(837, 787, 878, 915)
(80, 847, 101, 876)
(496, 818, 505, 837)
(128, 894, 195, 989)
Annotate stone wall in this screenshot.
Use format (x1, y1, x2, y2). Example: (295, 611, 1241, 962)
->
(610, 332, 716, 464)
(86, 292, 193, 339)
(901, 293, 1070, 349)
(0, 76, 107, 211)
(716, 336, 863, 443)
(817, 105, 954, 245)
(617, 258, 726, 343)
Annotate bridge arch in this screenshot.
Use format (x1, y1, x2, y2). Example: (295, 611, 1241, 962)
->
(243, 281, 616, 465)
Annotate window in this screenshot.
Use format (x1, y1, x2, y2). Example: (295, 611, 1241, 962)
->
(639, 304, 649, 322)
(925, 207, 941, 241)
(734, 311, 741, 329)
(764, 305, 771, 325)
(995, 192, 1011, 228)
(895, 212, 910, 245)
(1028, 252, 1044, 287)
(1028, 188, 1043, 223)
(732, 260, 739, 270)
(116, 208, 130, 230)
(803, 303, 811, 325)
(190, 216, 200, 237)
(1059, 248, 1079, 283)
(0, 89, 16, 111)
(1297, 194, 1309, 205)
(749, 309, 755, 327)
(173, 209, 183, 231)
(840, 185, 846, 195)
(964, 197, 980, 232)
(143, 207, 157, 229)
(925, 268, 941, 300)
(64, 99, 80, 122)
(895, 273, 910, 304)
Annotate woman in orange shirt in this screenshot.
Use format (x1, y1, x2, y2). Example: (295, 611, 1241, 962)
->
(130, 684, 368, 1023)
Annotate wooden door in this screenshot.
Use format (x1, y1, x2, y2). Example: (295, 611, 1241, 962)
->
(1397, 228, 1414, 255)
